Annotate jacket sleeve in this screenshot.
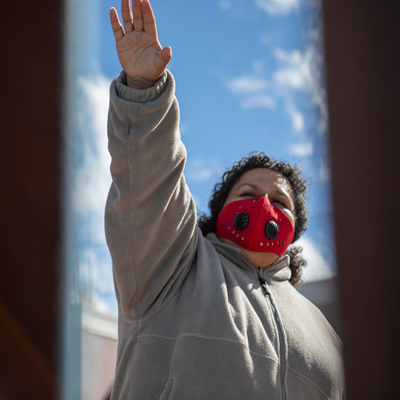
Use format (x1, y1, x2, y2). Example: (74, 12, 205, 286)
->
(105, 70, 197, 320)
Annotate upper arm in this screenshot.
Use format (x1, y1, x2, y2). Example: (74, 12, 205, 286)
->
(105, 70, 198, 319)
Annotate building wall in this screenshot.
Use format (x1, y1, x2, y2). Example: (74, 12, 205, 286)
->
(81, 306, 118, 400)
(81, 330, 117, 400)
(298, 277, 342, 338)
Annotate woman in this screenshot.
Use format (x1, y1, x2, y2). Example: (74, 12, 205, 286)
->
(198, 154, 308, 288)
(106, 1, 345, 399)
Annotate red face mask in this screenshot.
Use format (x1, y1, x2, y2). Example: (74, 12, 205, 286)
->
(216, 194, 294, 258)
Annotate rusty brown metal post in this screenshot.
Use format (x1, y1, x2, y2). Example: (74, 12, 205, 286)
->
(0, 0, 64, 398)
(322, 1, 400, 398)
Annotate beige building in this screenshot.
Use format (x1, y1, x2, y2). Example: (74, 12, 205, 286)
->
(81, 305, 118, 400)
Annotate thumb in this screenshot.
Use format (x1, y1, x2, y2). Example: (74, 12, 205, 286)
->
(156, 46, 172, 71)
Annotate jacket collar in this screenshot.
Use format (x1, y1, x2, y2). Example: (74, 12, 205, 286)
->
(206, 233, 291, 282)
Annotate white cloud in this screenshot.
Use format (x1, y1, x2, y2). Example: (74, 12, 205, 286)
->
(273, 46, 327, 135)
(255, 0, 299, 15)
(226, 43, 327, 135)
(90, 293, 118, 315)
(293, 236, 335, 282)
(226, 44, 327, 137)
(68, 72, 117, 314)
(285, 101, 304, 132)
(73, 73, 112, 220)
(227, 74, 276, 112)
(273, 49, 310, 90)
(288, 142, 313, 157)
(224, 15, 328, 175)
(186, 157, 223, 183)
(78, 245, 114, 290)
(227, 71, 305, 132)
(240, 94, 276, 110)
(228, 76, 269, 93)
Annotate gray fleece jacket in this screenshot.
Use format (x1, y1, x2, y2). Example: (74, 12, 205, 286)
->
(105, 70, 345, 400)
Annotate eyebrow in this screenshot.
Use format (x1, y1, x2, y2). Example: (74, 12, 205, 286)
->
(236, 183, 286, 197)
(237, 183, 260, 190)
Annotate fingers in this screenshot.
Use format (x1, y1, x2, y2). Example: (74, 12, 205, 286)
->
(110, 8, 124, 41)
(142, 0, 157, 35)
(132, 0, 144, 32)
(110, 0, 158, 42)
(121, 0, 134, 34)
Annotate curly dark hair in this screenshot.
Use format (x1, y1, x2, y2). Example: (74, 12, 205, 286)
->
(198, 152, 309, 287)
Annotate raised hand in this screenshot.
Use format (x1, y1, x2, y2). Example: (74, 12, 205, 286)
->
(110, 0, 172, 89)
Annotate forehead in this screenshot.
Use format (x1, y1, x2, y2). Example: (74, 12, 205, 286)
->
(232, 168, 292, 194)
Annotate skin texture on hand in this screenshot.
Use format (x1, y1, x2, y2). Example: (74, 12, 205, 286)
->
(110, 0, 172, 89)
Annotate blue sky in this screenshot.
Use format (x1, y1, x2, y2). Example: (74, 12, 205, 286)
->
(65, 0, 335, 315)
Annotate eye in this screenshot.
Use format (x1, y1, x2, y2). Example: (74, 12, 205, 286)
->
(242, 192, 256, 198)
(272, 199, 286, 208)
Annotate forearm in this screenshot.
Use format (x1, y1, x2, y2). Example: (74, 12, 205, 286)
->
(105, 70, 197, 319)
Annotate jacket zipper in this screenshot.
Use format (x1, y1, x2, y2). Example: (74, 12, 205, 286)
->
(258, 273, 287, 400)
(258, 275, 275, 312)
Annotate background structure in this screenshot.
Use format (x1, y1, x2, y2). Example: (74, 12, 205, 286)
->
(322, 0, 400, 398)
(0, 0, 63, 399)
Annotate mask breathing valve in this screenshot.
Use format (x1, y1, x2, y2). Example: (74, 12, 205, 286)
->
(265, 221, 279, 240)
(233, 213, 249, 230)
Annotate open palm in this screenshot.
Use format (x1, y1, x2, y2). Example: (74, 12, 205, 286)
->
(110, 0, 171, 89)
